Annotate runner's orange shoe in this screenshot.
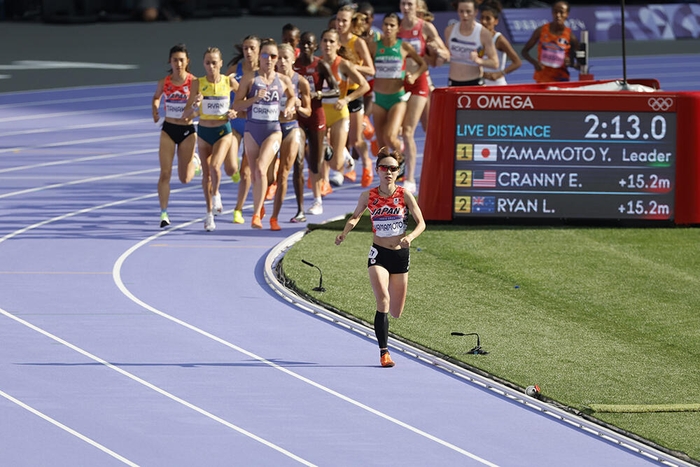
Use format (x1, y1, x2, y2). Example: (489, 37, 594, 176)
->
(380, 352, 395, 368)
(321, 180, 333, 197)
(265, 183, 277, 200)
(270, 217, 281, 231)
(361, 168, 373, 187)
(251, 214, 263, 229)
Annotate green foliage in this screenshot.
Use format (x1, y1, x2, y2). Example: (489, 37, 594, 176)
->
(283, 223, 700, 461)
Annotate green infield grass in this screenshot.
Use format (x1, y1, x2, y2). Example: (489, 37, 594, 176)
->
(281, 215, 700, 462)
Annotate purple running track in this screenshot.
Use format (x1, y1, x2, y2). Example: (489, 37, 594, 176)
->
(1, 71, 697, 467)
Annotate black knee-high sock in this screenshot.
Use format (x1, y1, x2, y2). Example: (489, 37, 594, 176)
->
(374, 311, 389, 350)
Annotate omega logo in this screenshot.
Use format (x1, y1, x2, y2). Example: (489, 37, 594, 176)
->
(457, 95, 471, 109)
(457, 94, 534, 110)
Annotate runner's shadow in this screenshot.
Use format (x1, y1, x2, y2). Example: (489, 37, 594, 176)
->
(18, 360, 375, 369)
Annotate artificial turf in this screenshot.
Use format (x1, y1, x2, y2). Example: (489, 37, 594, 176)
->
(282, 216, 700, 462)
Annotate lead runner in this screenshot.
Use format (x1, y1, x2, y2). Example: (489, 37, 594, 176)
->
(335, 147, 426, 367)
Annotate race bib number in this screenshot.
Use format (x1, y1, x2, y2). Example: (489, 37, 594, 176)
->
(201, 96, 230, 116)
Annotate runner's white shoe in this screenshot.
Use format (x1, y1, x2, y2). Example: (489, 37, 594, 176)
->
(308, 201, 323, 215)
(212, 193, 223, 215)
(160, 212, 170, 228)
(204, 212, 216, 231)
(402, 180, 417, 195)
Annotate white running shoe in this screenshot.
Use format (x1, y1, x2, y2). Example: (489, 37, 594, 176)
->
(204, 212, 216, 231)
(212, 193, 223, 215)
(160, 212, 170, 229)
(308, 201, 323, 215)
(329, 170, 344, 187)
(344, 147, 354, 167)
(402, 180, 417, 195)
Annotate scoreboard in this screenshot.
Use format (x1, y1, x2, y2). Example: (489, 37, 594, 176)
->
(419, 82, 700, 225)
(453, 106, 676, 220)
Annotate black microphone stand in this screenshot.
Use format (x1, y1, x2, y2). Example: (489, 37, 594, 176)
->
(302, 259, 326, 292)
(451, 332, 489, 355)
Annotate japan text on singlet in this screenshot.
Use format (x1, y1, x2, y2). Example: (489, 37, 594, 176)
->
(246, 72, 283, 122)
(198, 76, 231, 120)
(368, 186, 408, 237)
(163, 73, 194, 119)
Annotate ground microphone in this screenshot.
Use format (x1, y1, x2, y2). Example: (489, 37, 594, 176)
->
(302, 260, 326, 292)
(451, 332, 489, 355)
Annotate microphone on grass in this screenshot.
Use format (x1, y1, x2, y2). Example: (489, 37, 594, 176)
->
(302, 259, 326, 292)
(451, 332, 488, 355)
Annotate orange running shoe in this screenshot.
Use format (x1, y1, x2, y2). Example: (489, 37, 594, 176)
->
(251, 214, 263, 229)
(344, 169, 357, 183)
(361, 167, 373, 187)
(362, 115, 375, 140)
(370, 138, 379, 156)
(260, 205, 266, 219)
(270, 217, 281, 231)
(380, 351, 395, 368)
(265, 182, 277, 200)
(321, 180, 333, 197)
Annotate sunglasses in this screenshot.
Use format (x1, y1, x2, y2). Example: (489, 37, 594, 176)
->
(377, 165, 400, 173)
(261, 52, 278, 59)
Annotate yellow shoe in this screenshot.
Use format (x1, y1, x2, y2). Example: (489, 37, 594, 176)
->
(232, 210, 244, 224)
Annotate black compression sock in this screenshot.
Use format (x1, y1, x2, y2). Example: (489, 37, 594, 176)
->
(374, 311, 389, 349)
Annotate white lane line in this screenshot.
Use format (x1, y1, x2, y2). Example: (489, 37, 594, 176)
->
(0, 309, 316, 467)
(0, 167, 495, 464)
(112, 224, 499, 466)
(0, 167, 159, 199)
(0, 387, 139, 466)
(0, 183, 314, 465)
(0, 132, 155, 155)
(0, 149, 155, 175)
(0, 186, 160, 244)
(0, 118, 152, 138)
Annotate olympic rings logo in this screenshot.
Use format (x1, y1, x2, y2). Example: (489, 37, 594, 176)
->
(648, 97, 673, 112)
